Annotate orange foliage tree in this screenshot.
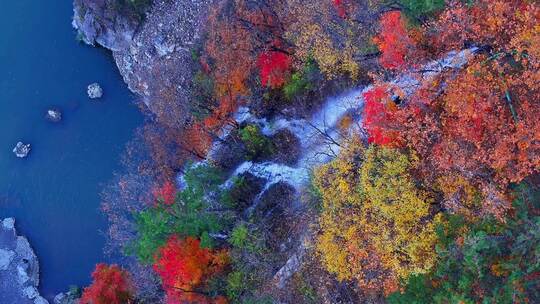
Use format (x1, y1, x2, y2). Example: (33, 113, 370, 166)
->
(373, 11, 417, 70)
(81, 264, 134, 304)
(365, 0, 540, 220)
(153, 236, 228, 304)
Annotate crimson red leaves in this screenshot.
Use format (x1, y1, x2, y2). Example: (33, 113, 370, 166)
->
(257, 51, 292, 88)
(333, 0, 347, 18)
(153, 181, 176, 206)
(81, 264, 134, 304)
(153, 236, 228, 304)
(363, 86, 399, 146)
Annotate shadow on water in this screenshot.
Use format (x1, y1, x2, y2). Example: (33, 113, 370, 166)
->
(0, 0, 143, 299)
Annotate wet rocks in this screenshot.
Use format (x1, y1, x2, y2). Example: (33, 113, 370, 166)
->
(0, 249, 15, 270)
(54, 290, 80, 304)
(0, 218, 48, 304)
(87, 83, 103, 99)
(224, 172, 266, 212)
(270, 129, 301, 166)
(46, 109, 62, 122)
(208, 130, 248, 172)
(13, 142, 31, 158)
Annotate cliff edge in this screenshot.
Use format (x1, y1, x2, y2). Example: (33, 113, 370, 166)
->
(0, 218, 48, 304)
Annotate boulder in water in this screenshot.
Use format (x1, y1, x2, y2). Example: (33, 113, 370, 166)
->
(13, 142, 31, 158)
(46, 109, 62, 122)
(87, 83, 103, 99)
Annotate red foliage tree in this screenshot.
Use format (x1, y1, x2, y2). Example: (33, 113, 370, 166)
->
(333, 0, 348, 18)
(81, 264, 134, 304)
(257, 51, 292, 89)
(153, 181, 176, 206)
(153, 236, 228, 304)
(373, 11, 416, 70)
(362, 86, 400, 146)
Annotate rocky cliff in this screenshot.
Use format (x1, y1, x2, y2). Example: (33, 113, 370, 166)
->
(73, 0, 213, 118)
(0, 218, 48, 304)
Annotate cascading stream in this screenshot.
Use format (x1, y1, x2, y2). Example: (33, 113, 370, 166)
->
(183, 48, 477, 195)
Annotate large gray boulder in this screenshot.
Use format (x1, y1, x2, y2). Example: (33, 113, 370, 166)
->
(0, 218, 48, 304)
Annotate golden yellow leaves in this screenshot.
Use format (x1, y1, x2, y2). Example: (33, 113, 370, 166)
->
(314, 143, 440, 295)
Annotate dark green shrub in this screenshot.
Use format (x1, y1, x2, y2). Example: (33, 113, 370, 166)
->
(398, 0, 446, 23)
(283, 60, 319, 100)
(239, 124, 274, 160)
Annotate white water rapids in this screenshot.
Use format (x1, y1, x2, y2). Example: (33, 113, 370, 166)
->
(180, 49, 477, 194)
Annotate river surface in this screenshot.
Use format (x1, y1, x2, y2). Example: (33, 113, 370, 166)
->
(0, 0, 143, 299)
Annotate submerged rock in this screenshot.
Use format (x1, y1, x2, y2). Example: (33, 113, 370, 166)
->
(54, 290, 80, 304)
(13, 142, 31, 158)
(46, 109, 62, 122)
(0, 218, 48, 304)
(87, 83, 103, 99)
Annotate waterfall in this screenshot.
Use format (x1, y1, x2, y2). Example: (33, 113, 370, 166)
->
(181, 48, 477, 193)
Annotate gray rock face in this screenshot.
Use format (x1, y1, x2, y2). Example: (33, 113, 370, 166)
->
(0, 249, 15, 270)
(13, 142, 31, 158)
(87, 83, 103, 99)
(73, 0, 214, 118)
(72, 0, 141, 51)
(46, 109, 62, 122)
(0, 218, 48, 304)
(111, 0, 215, 124)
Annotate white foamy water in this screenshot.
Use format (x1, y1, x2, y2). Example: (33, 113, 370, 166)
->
(183, 49, 477, 193)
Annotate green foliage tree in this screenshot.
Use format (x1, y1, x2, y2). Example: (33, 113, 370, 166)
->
(398, 0, 446, 22)
(239, 124, 274, 160)
(130, 164, 226, 263)
(388, 182, 540, 303)
(283, 59, 320, 100)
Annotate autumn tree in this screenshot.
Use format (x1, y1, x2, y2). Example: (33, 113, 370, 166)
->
(388, 182, 540, 303)
(363, 0, 540, 219)
(315, 141, 441, 295)
(153, 180, 176, 206)
(373, 11, 417, 70)
(153, 236, 228, 303)
(257, 50, 292, 88)
(362, 85, 401, 146)
(81, 264, 134, 304)
(283, 0, 385, 79)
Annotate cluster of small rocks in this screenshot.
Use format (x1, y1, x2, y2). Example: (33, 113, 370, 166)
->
(0, 218, 48, 304)
(13, 142, 31, 158)
(13, 82, 103, 158)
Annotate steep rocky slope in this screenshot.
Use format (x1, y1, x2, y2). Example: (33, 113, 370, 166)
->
(73, 0, 213, 119)
(0, 218, 48, 304)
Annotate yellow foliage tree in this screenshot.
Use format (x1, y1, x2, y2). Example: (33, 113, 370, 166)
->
(283, 0, 382, 79)
(315, 142, 441, 295)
